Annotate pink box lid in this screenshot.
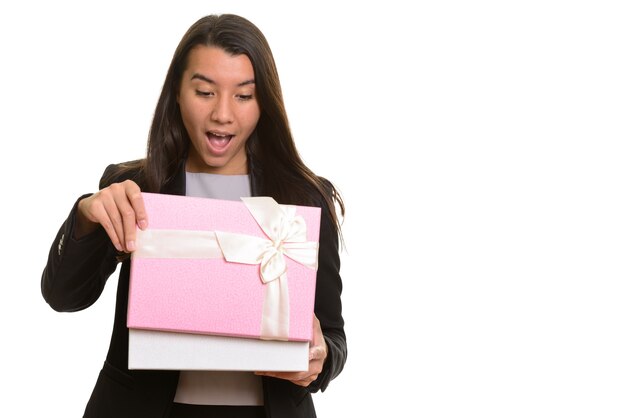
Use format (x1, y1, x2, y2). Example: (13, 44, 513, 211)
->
(127, 192, 321, 342)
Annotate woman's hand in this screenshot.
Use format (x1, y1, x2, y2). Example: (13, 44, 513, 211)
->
(75, 180, 147, 253)
(255, 315, 328, 387)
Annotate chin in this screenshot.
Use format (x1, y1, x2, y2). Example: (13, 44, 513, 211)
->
(202, 158, 225, 170)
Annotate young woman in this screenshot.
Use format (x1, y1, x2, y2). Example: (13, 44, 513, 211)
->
(41, 14, 346, 418)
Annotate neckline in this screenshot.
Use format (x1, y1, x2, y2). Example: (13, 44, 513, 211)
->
(185, 171, 249, 177)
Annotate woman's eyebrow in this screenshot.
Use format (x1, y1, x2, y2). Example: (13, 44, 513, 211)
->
(191, 73, 255, 87)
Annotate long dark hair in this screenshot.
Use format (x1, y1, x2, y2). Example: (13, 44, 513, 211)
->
(109, 14, 344, 232)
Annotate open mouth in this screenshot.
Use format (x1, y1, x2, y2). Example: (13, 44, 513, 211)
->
(207, 131, 233, 151)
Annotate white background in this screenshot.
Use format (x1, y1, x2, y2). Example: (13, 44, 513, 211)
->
(1, 1, 625, 416)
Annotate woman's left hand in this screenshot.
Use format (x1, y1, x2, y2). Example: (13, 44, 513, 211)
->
(255, 315, 327, 387)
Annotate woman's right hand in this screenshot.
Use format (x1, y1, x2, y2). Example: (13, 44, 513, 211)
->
(75, 180, 148, 253)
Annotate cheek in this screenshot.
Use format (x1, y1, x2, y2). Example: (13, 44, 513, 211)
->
(243, 108, 261, 131)
(180, 101, 203, 132)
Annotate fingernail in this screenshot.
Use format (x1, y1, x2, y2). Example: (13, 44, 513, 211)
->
(126, 240, 136, 252)
(138, 220, 148, 229)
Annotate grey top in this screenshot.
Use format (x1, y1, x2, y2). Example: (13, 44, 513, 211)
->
(174, 171, 262, 406)
(185, 172, 251, 201)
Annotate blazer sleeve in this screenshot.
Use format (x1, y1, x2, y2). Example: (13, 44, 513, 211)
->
(307, 194, 347, 393)
(41, 165, 123, 312)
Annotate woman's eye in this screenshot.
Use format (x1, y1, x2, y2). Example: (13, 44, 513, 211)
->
(196, 90, 213, 97)
(237, 94, 253, 101)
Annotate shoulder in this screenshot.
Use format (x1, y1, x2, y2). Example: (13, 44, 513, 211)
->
(99, 159, 146, 189)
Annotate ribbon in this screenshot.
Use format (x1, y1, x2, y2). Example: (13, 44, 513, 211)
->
(133, 196, 319, 341)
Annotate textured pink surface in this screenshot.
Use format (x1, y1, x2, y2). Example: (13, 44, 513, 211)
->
(127, 193, 321, 341)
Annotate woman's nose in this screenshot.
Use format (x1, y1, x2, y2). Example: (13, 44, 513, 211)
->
(210, 96, 234, 124)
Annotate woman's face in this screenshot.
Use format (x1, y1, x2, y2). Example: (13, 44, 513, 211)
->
(178, 45, 261, 174)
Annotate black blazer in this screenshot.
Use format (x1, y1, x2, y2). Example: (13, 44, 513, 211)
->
(41, 160, 346, 418)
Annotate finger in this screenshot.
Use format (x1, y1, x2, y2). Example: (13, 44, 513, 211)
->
(91, 198, 123, 252)
(310, 315, 328, 363)
(125, 181, 147, 230)
(309, 345, 326, 361)
(101, 192, 126, 252)
(113, 189, 139, 252)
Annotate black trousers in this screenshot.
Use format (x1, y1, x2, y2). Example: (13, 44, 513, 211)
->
(169, 403, 266, 418)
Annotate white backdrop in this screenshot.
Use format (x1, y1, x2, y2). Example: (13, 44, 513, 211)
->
(1, 1, 625, 416)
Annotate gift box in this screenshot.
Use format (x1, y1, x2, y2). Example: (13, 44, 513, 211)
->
(127, 192, 321, 371)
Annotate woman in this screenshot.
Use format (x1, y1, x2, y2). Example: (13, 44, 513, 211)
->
(41, 14, 346, 418)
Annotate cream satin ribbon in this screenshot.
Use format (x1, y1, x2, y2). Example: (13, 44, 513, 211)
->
(133, 197, 319, 341)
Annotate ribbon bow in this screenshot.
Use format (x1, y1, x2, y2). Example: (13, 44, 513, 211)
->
(215, 197, 319, 340)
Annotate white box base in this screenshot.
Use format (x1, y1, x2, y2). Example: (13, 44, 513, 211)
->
(129, 329, 309, 371)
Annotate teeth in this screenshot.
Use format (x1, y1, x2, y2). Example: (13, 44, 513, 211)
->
(210, 132, 229, 137)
